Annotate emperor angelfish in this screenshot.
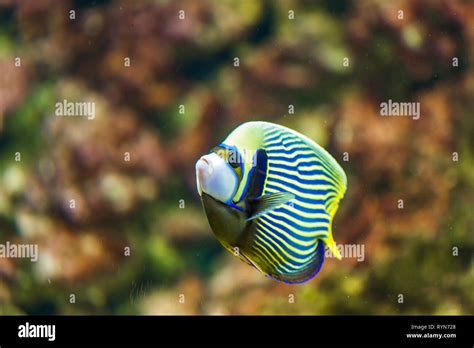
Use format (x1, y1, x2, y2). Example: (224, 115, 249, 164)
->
(196, 121, 347, 283)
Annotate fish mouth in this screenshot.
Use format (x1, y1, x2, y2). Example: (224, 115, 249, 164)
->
(196, 155, 215, 197)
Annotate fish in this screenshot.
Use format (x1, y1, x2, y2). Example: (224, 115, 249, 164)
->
(195, 121, 347, 283)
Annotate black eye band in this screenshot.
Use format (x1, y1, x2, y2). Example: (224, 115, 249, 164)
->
(227, 150, 242, 168)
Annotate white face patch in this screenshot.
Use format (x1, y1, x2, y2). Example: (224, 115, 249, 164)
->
(195, 153, 238, 204)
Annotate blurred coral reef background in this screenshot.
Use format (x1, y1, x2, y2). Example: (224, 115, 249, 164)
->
(0, 0, 473, 315)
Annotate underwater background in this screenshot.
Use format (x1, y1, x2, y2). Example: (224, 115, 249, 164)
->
(0, 0, 473, 315)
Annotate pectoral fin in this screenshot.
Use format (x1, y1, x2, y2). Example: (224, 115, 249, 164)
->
(246, 192, 295, 221)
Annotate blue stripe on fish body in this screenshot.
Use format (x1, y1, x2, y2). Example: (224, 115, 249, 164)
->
(265, 183, 328, 205)
(256, 219, 323, 256)
(252, 233, 320, 272)
(259, 213, 329, 240)
(268, 153, 342, 185)
(264, 129, 344, 181)
(266, 175, 339, 195)
(253, 232, 316, 268)
(268, 153, 342, 186)
(268, 168, 338, 188)
(267, 205, 330, 224)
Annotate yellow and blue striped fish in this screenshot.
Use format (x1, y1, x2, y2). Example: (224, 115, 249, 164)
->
(196, 121, 347, 283)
